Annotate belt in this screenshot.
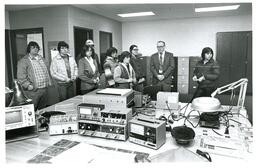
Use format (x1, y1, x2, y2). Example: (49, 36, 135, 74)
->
(57, 81, 73, 85)
(57, 80, 73, 84)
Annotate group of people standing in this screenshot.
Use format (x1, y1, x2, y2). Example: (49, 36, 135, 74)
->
(17, 40, 220, 111)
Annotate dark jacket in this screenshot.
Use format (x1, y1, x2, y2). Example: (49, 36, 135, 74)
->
(17, 54, 52, 90)
(76, 52, 101, 73)
(150, 51, 175, 85)
(78, 57, 100, 91)
(130, 55, 145, 80)
(193, 58, 220, 88)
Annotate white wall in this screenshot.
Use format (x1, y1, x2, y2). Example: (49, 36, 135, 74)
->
(5, 10, 10, 29)
(8, 5, 122, 105)
(67, 6, 122, 59)
(122, 15, 252, 57)
(9, 6, 70, 65)
(8, 5, 123, 64)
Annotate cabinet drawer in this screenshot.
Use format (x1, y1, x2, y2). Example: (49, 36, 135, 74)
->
(178, 57, 189, 64)
(178, 67, 189, 75)
(178, 75, 189, 83)
(178, 60, 189, 68)
(178, 83, 189, 94)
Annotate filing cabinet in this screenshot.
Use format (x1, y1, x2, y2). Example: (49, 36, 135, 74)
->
(177, 57, 189, 94)
(189, 56, 201, 94)
(178, 75, 189, 83)
(178, 57, 189, 75)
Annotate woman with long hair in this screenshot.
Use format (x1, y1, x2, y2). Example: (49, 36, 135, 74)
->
(78, 45, 100, 94)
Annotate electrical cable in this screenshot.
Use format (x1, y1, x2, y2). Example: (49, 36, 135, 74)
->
(227, 118, 242, 125)
(212, 129, 223, 136)
(166, 101, 185, 122)
(183, 110, 200, 128)
(231, 113, 249, 121)
(219, 89, 237, 134)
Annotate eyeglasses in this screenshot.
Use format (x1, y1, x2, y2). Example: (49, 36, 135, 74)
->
(31, 46, 39, 50)
(157, 46, 165, 48)
(133, 48, 139, 51)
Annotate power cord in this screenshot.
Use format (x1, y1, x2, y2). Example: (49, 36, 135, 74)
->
(183, 110, 200, 128)
(166, 101, 185, 122)
(165, 101, 200, 128)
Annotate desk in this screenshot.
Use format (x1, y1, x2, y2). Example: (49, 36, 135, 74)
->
(6, 96, 253, 163)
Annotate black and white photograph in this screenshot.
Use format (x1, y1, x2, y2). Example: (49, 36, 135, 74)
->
(2, 0, 255, 167)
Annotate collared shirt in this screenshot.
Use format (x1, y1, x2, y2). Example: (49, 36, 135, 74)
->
(85, 56, 96, 73)
(50, 53, 78, 82)
(158, 51, 166, 64)
(29, 54, 50, 88)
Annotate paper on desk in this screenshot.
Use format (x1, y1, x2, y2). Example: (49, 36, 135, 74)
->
(50, 143, 136, 164)
(149, 147, 206, 162)
(196, 135, 246, 159)
(55, 103, 75, 113)
(96, 88, 132, 96)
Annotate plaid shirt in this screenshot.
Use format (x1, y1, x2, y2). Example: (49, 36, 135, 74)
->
(29, 55, 51, 88)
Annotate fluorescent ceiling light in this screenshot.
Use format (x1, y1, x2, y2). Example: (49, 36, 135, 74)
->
(118, 11, 155, 17)
(195, 5, 240, 12)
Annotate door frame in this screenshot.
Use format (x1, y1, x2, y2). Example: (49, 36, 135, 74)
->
(8, 27, 44, 80)
(73, 26, 93, 56)
(73, 26, 93, 95)
(99, 31, 113, 69)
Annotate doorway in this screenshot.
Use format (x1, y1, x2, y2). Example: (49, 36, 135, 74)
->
(73, 26, 93, 95)
(99, 31, 112, 70)
(216, 31, 252, 95)
(5, 27, 44, 88)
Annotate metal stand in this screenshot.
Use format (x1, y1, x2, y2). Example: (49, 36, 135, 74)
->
(211, 78, 248, 116)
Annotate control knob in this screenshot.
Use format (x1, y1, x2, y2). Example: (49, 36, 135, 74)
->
(92, 112, 98, 117)
(109, 127, 113, 132)
(146, 128, 152, 136)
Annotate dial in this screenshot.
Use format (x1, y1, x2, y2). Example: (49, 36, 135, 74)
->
(146, 128, 152, 136)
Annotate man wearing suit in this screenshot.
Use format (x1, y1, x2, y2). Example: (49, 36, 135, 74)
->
(150, 41, 175, 91)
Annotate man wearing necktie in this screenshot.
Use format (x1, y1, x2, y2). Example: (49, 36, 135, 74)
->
(150, 41, 175, 91)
